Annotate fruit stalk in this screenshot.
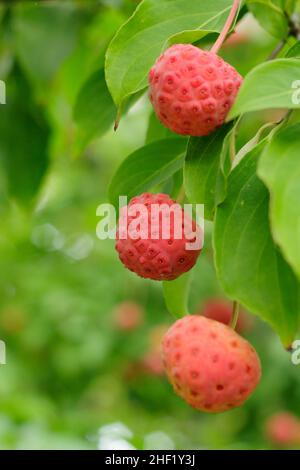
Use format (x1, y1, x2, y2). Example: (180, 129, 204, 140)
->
(211, 0, 241, 54)
(230, 300, 240, 330)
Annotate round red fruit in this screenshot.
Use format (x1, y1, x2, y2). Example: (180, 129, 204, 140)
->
(162, 315, 261, 413)
(148, 44, 242, 136)
(115, 193, 202, 281)
(113, 301, 144, 331)
(266, 412, 300, 446)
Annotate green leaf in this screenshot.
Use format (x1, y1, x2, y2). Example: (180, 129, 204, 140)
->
(285, 41, 300, 58)
(184, 124, 233, 221)
(258, 123, 300, 281)
(284, 0, 297, 15)
(232, 121, 277, 168)
(74, 69, 116, 145)
(0, 70, 49, 204)
(214, 123, 238, 205)
(228, 59, 300, 120)
(213, 143, 300, 346)
(246, 0, 288, 39)
(109, 138, 187, 207)
(105, 0, 234, 108)
(163, 272, 192, 318)
(12, 3, 81, 85)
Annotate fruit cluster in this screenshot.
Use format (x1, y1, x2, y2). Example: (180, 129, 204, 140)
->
(113, 43, 261, 413)
(115, 191, 261, 412)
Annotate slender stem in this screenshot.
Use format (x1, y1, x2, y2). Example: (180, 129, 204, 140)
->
(211, 0, 241, 54)
(267, 39, 286, 60)
(230, 301, 240, 330)
(283, 109, 294, 123)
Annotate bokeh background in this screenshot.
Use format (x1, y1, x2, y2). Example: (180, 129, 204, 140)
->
(0, 0, 300, 450)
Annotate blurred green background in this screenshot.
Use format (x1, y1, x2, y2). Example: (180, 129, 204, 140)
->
(0, 0, 300, 450)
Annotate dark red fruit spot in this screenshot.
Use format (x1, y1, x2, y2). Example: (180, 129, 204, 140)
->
(226, 82, 234, 92)
(191, 390, 198, 397)
(175, 352, 181, 361)
(231, 341, 238, 348)
(204, 403, 212, 410)
(228, 362, 235, 370)
(212, 354, 219, 363)
(190, 370, 199, 379)
(246, 365, 252, 374)
(210, 332, 217, 339)
(216, 384, 224, 391)
(239, 387, 247, 395)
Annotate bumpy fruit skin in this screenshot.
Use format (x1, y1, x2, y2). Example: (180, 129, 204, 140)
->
(162, 315, 261, 413)
(148, 44, 242, 136)
(266, 412, 300, 447)
(116, 193, 202, 281)
(201, 299, 252, 334)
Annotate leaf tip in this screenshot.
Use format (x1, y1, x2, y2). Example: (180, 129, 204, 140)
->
(114, 108, 122, 131)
